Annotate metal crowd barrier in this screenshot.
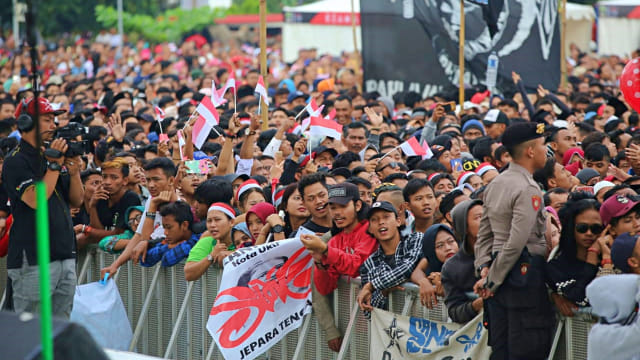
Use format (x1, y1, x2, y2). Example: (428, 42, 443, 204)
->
(0, 247, 593, 359)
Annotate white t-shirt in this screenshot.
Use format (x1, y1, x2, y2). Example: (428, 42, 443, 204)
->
(136, 198, 165, 241)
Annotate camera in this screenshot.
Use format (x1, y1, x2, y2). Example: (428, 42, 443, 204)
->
(48, 122, 91, 158)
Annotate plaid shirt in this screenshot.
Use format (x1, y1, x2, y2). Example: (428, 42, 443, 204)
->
(360, 232, 424, 314)
(140, 233, 199, 267)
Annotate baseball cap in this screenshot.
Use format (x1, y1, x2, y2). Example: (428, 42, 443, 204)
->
(600, 195, 640, 226)
(593, 181, 615, 197)
(611, 232, 639, 273)
(287, 91, 306, 103)
(367, 201, 397, 219)
(483, 109, 509, 126)
(328, 182, 360, 205)
(312, 145, 338, 158)
(15, 97, 67, 118)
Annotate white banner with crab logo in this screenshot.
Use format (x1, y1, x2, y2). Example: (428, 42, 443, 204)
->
(206, 238, 313, 360)
(371, 308, 490, 359)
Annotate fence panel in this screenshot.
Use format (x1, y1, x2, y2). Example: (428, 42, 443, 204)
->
(70, 249, 596, 359)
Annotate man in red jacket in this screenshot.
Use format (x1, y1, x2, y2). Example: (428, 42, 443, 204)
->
(301, 182, 378, 352)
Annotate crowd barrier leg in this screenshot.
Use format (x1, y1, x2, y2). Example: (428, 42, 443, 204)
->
(336, 301, 360, 360)
(0, 288, 5, 309)
(129, 265, 162, 352)
(163, 281, 194, 359)
(77, 251, 92, 284)
(292, 314, 312, 359)
(205, 338, 216, 360)
(548, 319, 564, 360)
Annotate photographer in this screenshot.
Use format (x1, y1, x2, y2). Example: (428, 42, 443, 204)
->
(3, 97, 83, 318)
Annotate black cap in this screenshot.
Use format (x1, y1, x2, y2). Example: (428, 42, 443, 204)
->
(312, 145, 338, 158)
(328, 182, 359, 205)
(367, 201, 397, 219)
(501, 122, 546, 150)
(483, 109, 510, 126)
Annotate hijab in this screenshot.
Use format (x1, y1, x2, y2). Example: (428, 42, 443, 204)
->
(422, 224, 456, 275)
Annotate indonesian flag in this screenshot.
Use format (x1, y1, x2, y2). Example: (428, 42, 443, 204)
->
(193, 96, 219, 149)
(254, 75, 269, 106)
(222, 75, 236, 96)
(177, 130, 186, 160)
(325, 108, 336, 121)
(421, 140, 434, 159)
(310, 117, 343, 140)
(399, 137, 427, 157)
(304, 98, 324, 117)
(154, 106, 165, 122)
(211, 80, 228, 107)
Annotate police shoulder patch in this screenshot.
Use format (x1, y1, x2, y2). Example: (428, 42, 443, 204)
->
(531, 195, 541, 211)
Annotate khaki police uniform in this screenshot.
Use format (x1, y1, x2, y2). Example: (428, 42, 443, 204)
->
(474, 122, 555, 360)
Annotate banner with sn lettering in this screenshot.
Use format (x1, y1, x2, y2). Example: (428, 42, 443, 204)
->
(206, 238, 314, 360)
(370, 308, 491, 359)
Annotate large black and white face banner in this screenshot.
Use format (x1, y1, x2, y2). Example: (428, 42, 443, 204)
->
(361, 0, 560, 99)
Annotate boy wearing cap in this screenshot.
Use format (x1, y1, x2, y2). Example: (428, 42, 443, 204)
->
(611, 233, 640, 274)
(473, 122, 554, 360)
(357, 201, 424, 316)
(300, 182, 377, 352)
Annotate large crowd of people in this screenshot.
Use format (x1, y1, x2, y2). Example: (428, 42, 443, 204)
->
(1, 29, 640, 359)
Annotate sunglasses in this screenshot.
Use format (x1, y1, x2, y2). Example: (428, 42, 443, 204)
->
(575, 223, 604, 234)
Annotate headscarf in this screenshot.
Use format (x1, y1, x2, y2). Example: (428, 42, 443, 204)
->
(246, 203, 276, 240)
(422, 224, 456, 275)
(124, 205, 145, 231)
(231, 222, 253, 248)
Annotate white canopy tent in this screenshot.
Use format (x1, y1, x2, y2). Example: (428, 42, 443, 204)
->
(597, 0, 640, 55)
(566, 2, 596, 53)
(282, 0, 361, 62)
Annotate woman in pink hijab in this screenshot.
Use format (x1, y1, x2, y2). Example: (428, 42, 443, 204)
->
(245, 203, 276, 244)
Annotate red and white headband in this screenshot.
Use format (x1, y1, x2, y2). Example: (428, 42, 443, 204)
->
(236, 179, 262, 201)
(208, 202, 236, 219)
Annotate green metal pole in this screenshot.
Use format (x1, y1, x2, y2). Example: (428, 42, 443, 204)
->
(36, 181, 53, 360)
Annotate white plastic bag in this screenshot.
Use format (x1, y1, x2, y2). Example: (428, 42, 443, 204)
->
(70, 276, 133, 351)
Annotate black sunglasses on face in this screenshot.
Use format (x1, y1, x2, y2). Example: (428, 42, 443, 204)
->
(575, 223, 604, 234)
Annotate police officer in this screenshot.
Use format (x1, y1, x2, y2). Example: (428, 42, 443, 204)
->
(473, 122, 554, 359)
(3, 97, 83, 318)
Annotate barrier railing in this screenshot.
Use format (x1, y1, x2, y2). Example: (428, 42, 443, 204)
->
(11, 247, 594, 359)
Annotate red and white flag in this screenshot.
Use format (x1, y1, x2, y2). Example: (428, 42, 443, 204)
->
(421, 140, 433, 159)
(310, 117, 343, 140)
(325, 108, 336, 121)
(399, 137, 428, 157)
(154, 106, 165, 122)
(222, 75, 236, 96)
(254, 75, 269, 106)
(304, 98, 324, 117)
(193, 96, 219, 149)
(211, 80, 228, 107)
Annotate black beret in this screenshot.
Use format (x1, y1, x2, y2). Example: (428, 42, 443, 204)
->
(501, 122, 545, 150)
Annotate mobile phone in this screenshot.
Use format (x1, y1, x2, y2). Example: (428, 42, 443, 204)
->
(450, 159, 463, 172)
(185, 159, 210, 175)
(575, 186, 594, 194)
(439, 101, 456, 113)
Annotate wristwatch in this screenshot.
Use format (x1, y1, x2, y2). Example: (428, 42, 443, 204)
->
(47, 162, 62, 172)
(245, 128, 257, 136)
(271, 224, 285, 234)
(207, 254, 214, 262)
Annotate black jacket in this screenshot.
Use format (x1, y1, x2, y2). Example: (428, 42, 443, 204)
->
(441, 199, 482, 324)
